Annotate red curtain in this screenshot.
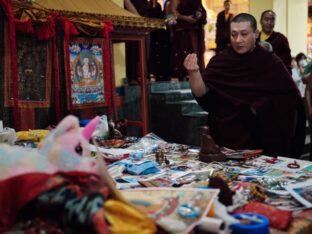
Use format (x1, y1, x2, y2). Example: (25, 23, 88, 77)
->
(0, 0, 19, 129)
(0, 0, 115, 127)
(101, 20, 114, 118)
(57, 16, 79, 112)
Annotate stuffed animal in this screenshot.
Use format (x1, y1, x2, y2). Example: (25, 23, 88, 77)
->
(38, 115, 100, 172)
(40, 115, 99, 157)
(0, 115, 101, 180)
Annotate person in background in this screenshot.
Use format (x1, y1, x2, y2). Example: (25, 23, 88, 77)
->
(303, 58, 312, 83)
(183, 13, 305, 158)
(259, 10, 292, 72)
(215, 0, 234, 54)
(170, 0, 207, 81)
(124, 0, 149, 85)
(303, 58, 312, 161)
(292, 53, 308, 98)
(148, 0, 171, 81)
(164, 0, 175, 25)
(124, 0, 139, 15)
(148, 0, 163, 18)
(291, 57, 298, 70)
(124, 0, 148, 16)
(292, 53, 309, 160)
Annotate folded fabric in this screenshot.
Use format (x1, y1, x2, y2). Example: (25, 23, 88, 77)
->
(0, 171, 103, 233)
(125, 161, 159, 175)
(235, 201, 292, 230)
(104, 199, 157, 234)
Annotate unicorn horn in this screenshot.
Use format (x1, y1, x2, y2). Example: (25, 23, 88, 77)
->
(82, 116, 100, 140)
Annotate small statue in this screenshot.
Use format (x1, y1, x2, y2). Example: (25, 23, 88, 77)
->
(199, 126, 226, 163)
(116, 119, 127, 136)
(108, 120, 123, 139)
(209, 176, 235, 206)
(155, 150, 165, 164)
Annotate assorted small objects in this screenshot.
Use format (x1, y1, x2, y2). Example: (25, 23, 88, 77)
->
(2, 115, 312, 234)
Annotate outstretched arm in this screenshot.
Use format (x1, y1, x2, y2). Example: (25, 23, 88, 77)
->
(171, 0, 179, 16)
(124, 0, 139, 15)
(183, 54, 208, 97)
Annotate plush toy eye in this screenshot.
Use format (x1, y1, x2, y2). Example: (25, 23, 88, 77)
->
(75, 143, 83, 155)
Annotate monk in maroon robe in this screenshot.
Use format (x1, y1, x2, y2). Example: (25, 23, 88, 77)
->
(124, 0, 149, 84)
(184, 13, 304, 157)
(215, 0, 234, 53)
(124, 0, 148, 16)
(170, 0, 206, 80)
(258, 10, 292, 72)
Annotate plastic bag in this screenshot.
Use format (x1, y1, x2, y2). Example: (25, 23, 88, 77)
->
(127, 133, 165, 154)
(93, 115, 109, 139)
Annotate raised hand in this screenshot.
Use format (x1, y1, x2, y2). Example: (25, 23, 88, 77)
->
(183, 53, 207, 97)
(183, 53, 199, 73)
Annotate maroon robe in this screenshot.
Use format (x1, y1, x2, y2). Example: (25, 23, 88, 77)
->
(125, 0, 149, 82)
(259, 31, 292, 71)
(129, 0, 149, 16)
(215, 10, 233, 53)
(170, 0, 206, 80)
(195, 45, 301, 156)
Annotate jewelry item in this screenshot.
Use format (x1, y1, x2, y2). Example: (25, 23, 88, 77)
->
(287, 160, 300, 169)
(177, 203, 200, 219)
(266, 157, 278, 164)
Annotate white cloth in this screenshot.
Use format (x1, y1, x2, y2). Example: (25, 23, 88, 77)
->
(0, 128, 17, 145)
(292, 67, 306, 97)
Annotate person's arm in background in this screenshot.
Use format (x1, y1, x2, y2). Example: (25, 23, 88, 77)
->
(278, 36, 292, 71)
(124, 0, 139, 15)
(171, 0, 179, 17)
(302, 62, 312, 84)
(170, 0, 197, 23)
(183, 54, 208, 97)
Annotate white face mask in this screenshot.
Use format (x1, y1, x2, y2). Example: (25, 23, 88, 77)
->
(299, 59, 308, 68)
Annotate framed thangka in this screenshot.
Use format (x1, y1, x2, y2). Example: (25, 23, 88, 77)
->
(67, 38, 106, 109)
(4, 32, 51, 108)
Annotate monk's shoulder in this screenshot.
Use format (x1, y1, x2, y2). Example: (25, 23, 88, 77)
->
(258, 46, 283, 64)
(272, 31, 289, 43)
(207, 50, 232, 66)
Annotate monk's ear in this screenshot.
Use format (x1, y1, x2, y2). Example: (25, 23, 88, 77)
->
(254, 29, 259, 39)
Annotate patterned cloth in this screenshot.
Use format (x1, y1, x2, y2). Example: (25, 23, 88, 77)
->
(0, 171, 110, 233)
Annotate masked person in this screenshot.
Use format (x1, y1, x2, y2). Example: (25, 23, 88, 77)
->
(292, 53, 308, 98)
(303, 59, 312, 160)
(184, 13, 305, 157)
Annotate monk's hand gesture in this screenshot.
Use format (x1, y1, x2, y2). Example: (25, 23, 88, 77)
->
(183, 53, 199, 74)
(183, 53, 207, 96)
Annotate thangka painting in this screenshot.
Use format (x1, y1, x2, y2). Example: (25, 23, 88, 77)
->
(121, 188, 219, 234)
(68, 38, 106, 109)
(4, 33, 51, 108)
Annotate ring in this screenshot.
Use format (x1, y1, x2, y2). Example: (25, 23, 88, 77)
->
(287, 160, 300, 169)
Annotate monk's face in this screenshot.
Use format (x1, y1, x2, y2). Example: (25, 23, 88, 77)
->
(230, 21, 259, 54)
(224, 2, 231, 12)
(260, 11, 275, 34)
